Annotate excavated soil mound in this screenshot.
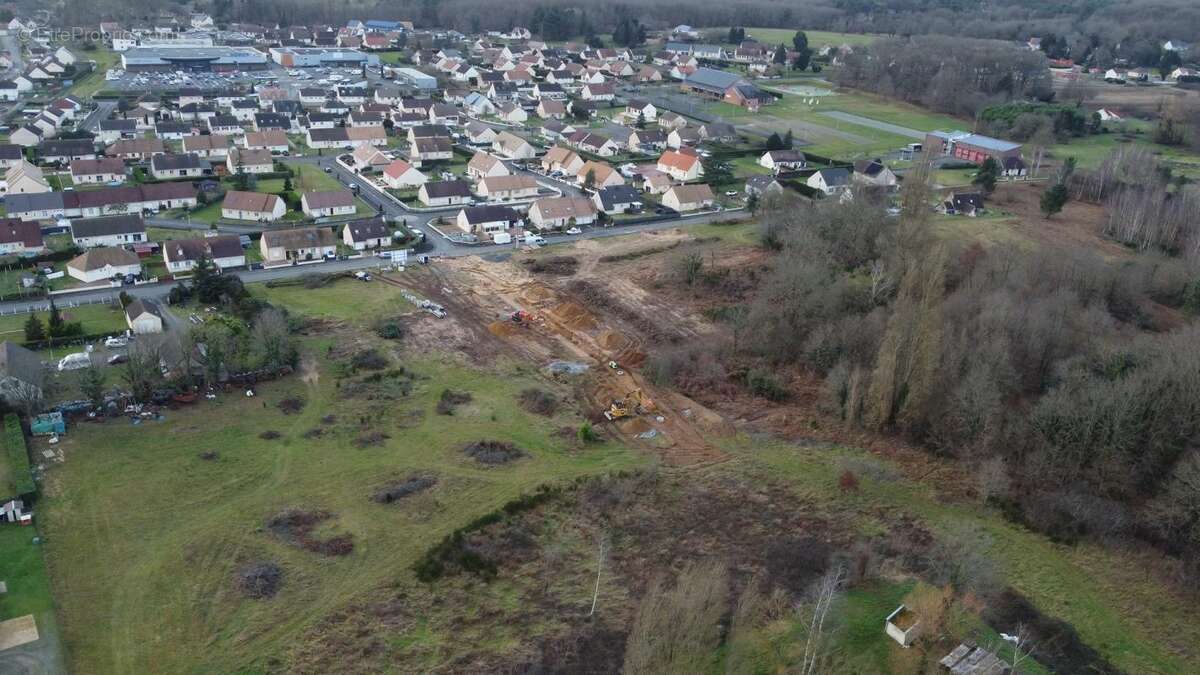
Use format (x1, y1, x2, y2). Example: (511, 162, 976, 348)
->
(551, 302, 597, 330)
(488, 320, 520, 337)
(598, 330, 629, 350)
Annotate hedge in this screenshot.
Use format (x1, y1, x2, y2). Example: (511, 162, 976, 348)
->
(22, 330, 119, 351)
(3, 414, 35, 498)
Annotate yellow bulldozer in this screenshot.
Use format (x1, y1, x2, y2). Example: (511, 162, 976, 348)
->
(604, 389, 654, 421)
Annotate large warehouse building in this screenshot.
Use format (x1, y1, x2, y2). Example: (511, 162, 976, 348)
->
(391, 67, 437, 91)
(268, 47, 378, 68)
(121, 46, 269, 72)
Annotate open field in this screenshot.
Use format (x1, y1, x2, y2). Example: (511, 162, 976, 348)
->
(36, 273, 645, 673)
(67, 46, 121, 98)
(27, 219, 1200, 672)
(726, 28, 882, 48)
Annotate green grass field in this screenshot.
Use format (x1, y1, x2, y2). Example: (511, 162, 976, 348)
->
(251, 278, 413, 318)
(36, 281, 646, 673)
(67, 46, 121, 98)
(0, 303, 127, 344)
(728, 28, 881, 48)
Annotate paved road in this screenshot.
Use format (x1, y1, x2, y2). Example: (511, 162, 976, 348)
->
(0, 207, 744, 313)
(79, 100, 118, 132)
(818, 111, 925, 140)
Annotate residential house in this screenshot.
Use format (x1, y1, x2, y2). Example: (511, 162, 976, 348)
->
(625, 99, 657, 122)
(96, 119, 139, 144)
(492, 131, 536, 159)
(301, 190, 356, 217)
(227, 147, 274, 174)
(465, 121, 498, 145)
(222, 191, 286, 221)
(0, 219, 44, 255)
(3, 161, 49, 195)
(39, 139, 97, 164)
(150, 153, 210, 180)
(568, 131, 620, 157)
(381, 160, 428, 189)
(125, 299, 164, 334)
(667, 127, 701, 148)
(418, 180, 473, 206)
(66, 247, 142, 284)
(541, 146, 585, 175)
(409, 136, 454, 164)
(457, 205, 522, 237)
(242, 130, 290, 154)
(807, 167, 852, 196)
(70, 214, 146, 248)
(657, 150, 703, 181)
(744, 174, 784, 197)
(537, 99, 567, 120)
(107, 138, 165, 161)
(851, 158, 898, 189)
(591, 185, 642, 215)
(528, 196, 597, 230)
(581, 83, 615, 101)
(259, 227, 337, 262)
(467, 151, 510, 179)
(0, 145, 23, 170)
(181, 134, 232, 159)
(662, 183, 715, 212)
(577, 161, 624, 189)
(477, 174, 539, 201)
(162, 234, 246, 273)
(939, 191, 985, 217)
(629, 129, 667, 152)
(341, 217, 392, 250)
(0, 342, 45, 410)
(70, 158, 126, 184)
(759, 150, 807, 173)
(154, 121, 194, 141)
(350, 145, 392, 172)
(207, 115, 244, 136)
(496, 103, 528, 124)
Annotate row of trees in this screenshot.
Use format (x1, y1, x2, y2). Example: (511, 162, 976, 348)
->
(834, 36, 1054, 118)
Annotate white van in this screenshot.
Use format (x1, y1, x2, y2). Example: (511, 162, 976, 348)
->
(524, 233, 546, 246)
(492, 232, 512, 245)
(57, 353, 92, 371)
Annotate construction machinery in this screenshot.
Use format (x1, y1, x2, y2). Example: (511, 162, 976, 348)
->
(604, 389, 654, 420)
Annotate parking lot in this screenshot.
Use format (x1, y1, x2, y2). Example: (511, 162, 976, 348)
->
(101, 61, 390, 94)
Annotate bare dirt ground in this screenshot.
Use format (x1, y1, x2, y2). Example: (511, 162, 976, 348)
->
(413, 232, 734, 467)
(1053, 80, 1200, 116)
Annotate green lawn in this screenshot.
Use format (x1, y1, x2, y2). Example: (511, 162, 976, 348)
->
(66, 46, 120, 98)
(728, 28, 882, 48)
(37, 284, 645, 672)
(251, 278, 412, 319)
(0, 525, 64, 669)
(0, 303, 127, 344)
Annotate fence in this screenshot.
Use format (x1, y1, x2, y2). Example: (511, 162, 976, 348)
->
(0, 294, 120, 318)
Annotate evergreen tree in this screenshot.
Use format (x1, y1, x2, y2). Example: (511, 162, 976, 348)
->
(702, 156, 732, 185)
(636, 111, 646, 129)
(973, 157, 999, 195)
(23, 313, 45, 342)
(773, 43, 788, 64)
(792, 31, 812, 70)
(47, 300, 64, 338)
(1040, 182, 1069, 219)
(783, 130, 794, 149)
(745, 192, 759, 214)
(765, 132, 785, 150)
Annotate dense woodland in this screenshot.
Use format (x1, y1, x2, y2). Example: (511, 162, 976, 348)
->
(650, 161, 1200, 587)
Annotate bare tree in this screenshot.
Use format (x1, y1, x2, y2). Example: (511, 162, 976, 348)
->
(796, 564, 846, 675)
(251, 308, 293, 370)
(623, 560, 728, 675)
(587, 532, 608, 617)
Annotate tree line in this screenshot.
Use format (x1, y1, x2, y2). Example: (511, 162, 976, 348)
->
(652, 167, 1200, 586)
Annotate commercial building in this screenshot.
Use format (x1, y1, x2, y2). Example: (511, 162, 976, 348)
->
(268, 47, 377, 68)
(121, 46, 269, 73)
(923, 130, 1022, 166)
(392, 67, 437, 91)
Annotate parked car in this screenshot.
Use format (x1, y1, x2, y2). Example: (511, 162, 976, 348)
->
(107, 353, 129, 365)
(104, 336, 128, 348)
(566, 227, 582, 235)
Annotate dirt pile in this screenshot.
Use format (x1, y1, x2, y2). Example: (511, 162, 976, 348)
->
(236, 561, 283, 599)
(598, 330, 629, 351)
(488, 320, 521, 337)
(265, 509, 354, 556)
(464, 440, 526, 465)
(523, 256, 579, 276)
(518, 388, 558, 416)
(354, 431, 390, 448)
(277, 398, 305, 415)
(372, 476, 437, 504)
(550, 301, 598, 330)
(259, 430, 282, 440)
